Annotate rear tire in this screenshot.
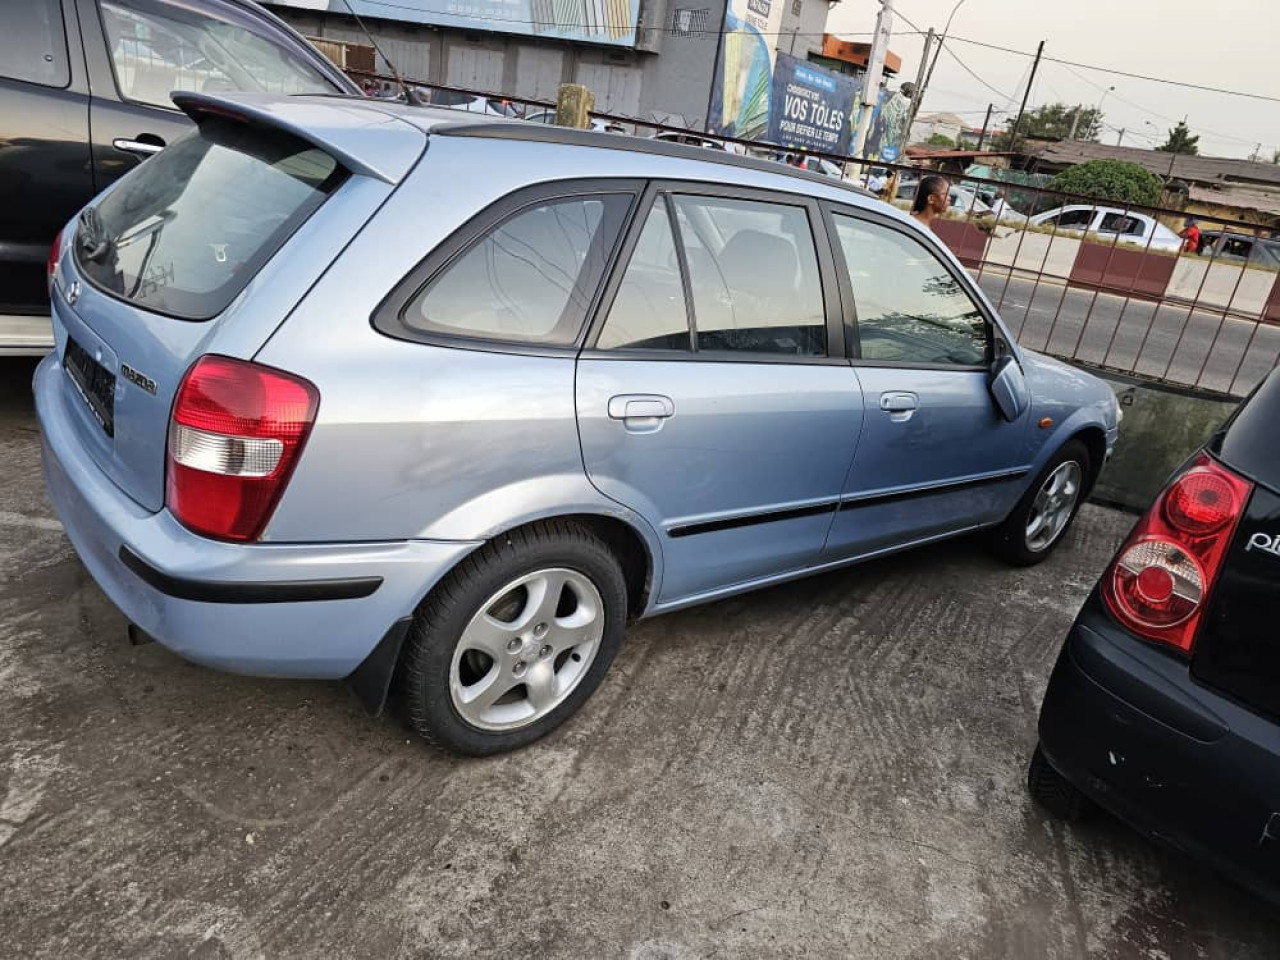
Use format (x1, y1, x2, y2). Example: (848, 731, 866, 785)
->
(989, 439, 1090, 566)
(397, 520, 628, 756)
(1028, 745, 1094, 821)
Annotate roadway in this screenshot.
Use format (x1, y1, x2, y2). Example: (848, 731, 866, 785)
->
(976, 270, 1280, 397)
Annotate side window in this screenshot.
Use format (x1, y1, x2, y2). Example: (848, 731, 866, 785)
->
(403, 194, 631, 346)
(100, 0, 336, 108)
(597, 201, 691, 351)
(671, 195, 826, 357)
(1050, 209, 1095, 230)
(833, 215, 989, 367)
(1099, 212, 1144, 236)
(0, 0, 70, 87)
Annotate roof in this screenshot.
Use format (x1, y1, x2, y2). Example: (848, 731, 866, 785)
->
(820, 35, 903, 75)
(1026, 140, 1280, 189)
(176, 92, 877, 201)
(1188, 184, 1280, 218)
(914, 112, 966, 127)
(905, 147, 1016, 161)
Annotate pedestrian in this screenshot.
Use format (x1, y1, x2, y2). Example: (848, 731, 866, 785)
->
(867, 169, 886, 194)
(911, 174, 950, 231)
(1179, 218, 1201, 253)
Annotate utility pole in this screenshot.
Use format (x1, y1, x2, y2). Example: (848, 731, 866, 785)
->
(851, 0, 894, 160)
(904, 28, 935, 143)
(1116, 128, 1125, 146)
(1008, 39, 1044, 148)
(1067, 105, 1081, 141)
(976, 102, 993, 150)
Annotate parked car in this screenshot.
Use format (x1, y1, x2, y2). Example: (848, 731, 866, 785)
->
(1031, 368, 1280, 905)
(36, 93, 1119, 756)
(0, 0, 358, 355)
(1028, 205, 1183, 253)
(523, 109, 627, 134)
(421, 89, 522, 117)
(1197, 230, 1280, 269)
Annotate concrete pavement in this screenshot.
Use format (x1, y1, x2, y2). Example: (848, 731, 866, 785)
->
(2, 357, 1279, 958)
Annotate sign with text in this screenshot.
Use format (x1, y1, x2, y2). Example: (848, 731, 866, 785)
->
(769, 54, 855, 154)
(708, 0, 785, 140)
(269, 0, 641, 47)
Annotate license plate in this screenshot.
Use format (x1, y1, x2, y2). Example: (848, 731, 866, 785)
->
(64, 337, 116, 437)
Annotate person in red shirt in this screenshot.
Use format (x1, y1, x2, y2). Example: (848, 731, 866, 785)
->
(1180, 218, 1202, 253)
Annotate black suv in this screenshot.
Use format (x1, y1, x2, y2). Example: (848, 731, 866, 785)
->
(1032, 367, 1280, 905)
(0, 0, 356, 353)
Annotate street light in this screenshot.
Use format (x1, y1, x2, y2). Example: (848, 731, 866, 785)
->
(1096, 85, 1115, 113)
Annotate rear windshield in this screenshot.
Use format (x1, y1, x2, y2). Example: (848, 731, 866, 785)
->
(75, 118, 345, 320)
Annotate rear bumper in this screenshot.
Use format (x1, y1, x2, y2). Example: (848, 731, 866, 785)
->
(1038, 592, 1280, 906)
(35, 353, 478, 678)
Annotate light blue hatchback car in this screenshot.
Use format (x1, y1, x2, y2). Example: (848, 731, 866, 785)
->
(36, 92, 1119, 754)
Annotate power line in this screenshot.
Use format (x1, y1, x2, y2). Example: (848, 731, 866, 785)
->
(946, 33, 1280, 104)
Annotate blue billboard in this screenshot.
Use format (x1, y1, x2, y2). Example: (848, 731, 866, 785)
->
(272, 0, 642, 47)
(769, 53, 856, 155)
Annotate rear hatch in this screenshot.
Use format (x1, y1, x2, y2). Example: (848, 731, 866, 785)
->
(1192, 370, 1280, 715)
(51, 95, 422, 512)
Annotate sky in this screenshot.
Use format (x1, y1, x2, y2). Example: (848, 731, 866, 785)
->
(825, 0, 1280, 160)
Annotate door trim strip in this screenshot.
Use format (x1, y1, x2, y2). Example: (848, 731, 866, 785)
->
(667, 501, 839, 538)
(838, 469, 1029, 511)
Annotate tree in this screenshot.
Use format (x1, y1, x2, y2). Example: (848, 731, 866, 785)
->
(1157, 120, 1199, 156)
(1050, 159, 1164, 207)
(991, 102, 1104, 149)
(926, 133, 956, 148)
(1271, 148, 1280, 165)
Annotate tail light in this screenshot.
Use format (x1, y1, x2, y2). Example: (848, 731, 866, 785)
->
(166, 356, 318, 542)
(48, 228, 63, 285)
(1102, 453, 1252, 653)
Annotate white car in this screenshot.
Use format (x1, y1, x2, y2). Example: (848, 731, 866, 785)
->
(1029, 205, 1182, 253)
(524, 110, 627, 134)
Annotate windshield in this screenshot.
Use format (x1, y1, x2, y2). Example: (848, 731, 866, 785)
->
(100, 0, 338, 107)
(75, 118, 344, 320)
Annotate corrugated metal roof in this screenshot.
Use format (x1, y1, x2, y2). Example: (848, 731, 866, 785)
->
(1028, 140, 1280, 189)
(1188, 185, 1280, 218)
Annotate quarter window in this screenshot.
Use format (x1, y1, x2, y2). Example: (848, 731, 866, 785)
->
(0, 0, 69, 87)
(405, 195, 632, 346)
(597, 202, 691, 351)
(834, 216, 989, 367)
(672, 195, 826, 356)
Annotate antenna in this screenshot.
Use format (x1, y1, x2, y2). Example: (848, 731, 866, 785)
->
(334, 0, 412, 100)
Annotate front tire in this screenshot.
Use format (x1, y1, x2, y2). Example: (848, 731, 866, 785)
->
(397, 520, 628, 756)
(989, 439, 1089, 566)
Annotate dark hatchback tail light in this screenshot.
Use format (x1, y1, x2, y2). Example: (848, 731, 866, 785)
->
(166, 356, 319, 542)
(1102, 453, 1253, 653)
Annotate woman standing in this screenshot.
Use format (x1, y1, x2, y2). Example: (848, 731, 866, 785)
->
(911, 175, 950, 232)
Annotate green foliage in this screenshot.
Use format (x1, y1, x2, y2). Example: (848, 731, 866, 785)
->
(1156, 120, 1199, 156)
(993, 102, 1105, 150)
(926, 133, 956, 147)
(1050, 159, 1164, 207)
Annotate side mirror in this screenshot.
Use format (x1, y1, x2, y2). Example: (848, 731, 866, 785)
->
(989, 354, 1030, 422)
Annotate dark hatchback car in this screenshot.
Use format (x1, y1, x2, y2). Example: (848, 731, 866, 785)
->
(1031, 367, 1280, 904)
(0, 0, 356, 353)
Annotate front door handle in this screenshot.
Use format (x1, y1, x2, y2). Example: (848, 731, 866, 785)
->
(113, 136, 165, 157)
(879, 391, 919, 422)
(608, 394, 675, 433)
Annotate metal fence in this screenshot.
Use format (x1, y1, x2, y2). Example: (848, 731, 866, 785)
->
(348, 73, 1280, 399)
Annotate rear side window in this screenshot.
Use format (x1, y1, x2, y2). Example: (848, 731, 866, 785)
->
(75, 118, 344, 320)
(0, 0, 69, 87)
(672, 195, 826, 357)
(402, 195, 632, 346)
(597, 201, 691, 351)
(100, 0, 337, 108)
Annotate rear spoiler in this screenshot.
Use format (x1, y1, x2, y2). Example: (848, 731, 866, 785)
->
(172, 91, 425, 185)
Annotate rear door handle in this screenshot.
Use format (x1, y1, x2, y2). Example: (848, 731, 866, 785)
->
(608, 394, 675, 432)
(113, 137, 164, 157)
(879, 391, 919, 422)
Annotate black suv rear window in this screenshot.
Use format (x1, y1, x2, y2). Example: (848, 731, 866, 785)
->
(75, 118, 345, 320)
